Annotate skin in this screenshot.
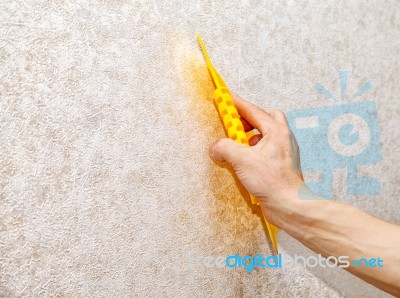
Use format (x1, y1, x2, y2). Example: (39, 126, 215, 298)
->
(209, 93, 400, 296)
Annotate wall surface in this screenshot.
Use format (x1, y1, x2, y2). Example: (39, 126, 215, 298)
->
(1, 0, 399, 297)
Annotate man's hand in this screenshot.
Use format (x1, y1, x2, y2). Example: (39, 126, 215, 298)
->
(209, 92, 304, 224)
(208, 93, 400, 296)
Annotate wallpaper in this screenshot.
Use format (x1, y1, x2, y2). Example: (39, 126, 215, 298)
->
(1, 0, 399, 297)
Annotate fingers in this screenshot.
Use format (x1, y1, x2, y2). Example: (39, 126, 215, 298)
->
(240, 117, 254, 132)
(231, 92, 272, 135)
(249, 134, 262, 146)
(209, 138, 244, 163)
(232, 92, 290, 134)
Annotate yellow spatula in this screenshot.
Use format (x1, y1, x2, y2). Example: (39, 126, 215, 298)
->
(197, 33, 279, 253)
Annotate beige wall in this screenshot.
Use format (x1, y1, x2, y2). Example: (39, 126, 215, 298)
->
(1, 0, 399, 296)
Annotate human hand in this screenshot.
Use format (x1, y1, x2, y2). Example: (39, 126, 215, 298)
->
(209, 93, 304, 224)
(210, 94, 400, 296)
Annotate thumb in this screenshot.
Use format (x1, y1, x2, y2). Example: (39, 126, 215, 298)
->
(209, 138, 244, 163)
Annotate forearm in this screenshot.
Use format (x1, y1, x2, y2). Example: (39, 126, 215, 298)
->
(263, 186, 400, 296)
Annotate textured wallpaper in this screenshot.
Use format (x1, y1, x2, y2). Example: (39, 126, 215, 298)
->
(1, 0, 399, 297)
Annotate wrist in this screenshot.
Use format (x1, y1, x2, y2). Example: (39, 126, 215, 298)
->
(259, 182, 323, 229)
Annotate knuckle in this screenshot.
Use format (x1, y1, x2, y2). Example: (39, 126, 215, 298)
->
(277, 111, 286, 119)
(210, 139, 222, 156)
(213, 139, 225, 152)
